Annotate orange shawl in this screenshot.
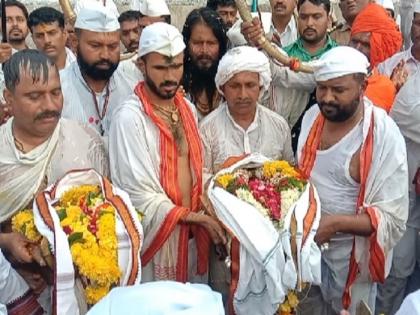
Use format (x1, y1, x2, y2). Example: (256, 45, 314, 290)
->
(366, 69, 396, 113)
(135, 82, 210, 282)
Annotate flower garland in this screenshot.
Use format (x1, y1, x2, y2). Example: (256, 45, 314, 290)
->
(11, 185, 122, 305)
(215, 160, 308, 313)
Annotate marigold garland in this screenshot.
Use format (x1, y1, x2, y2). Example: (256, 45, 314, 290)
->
(11, 184, 122, 305)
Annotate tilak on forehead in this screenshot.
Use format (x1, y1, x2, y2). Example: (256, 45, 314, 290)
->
(138, 22, 186, 58)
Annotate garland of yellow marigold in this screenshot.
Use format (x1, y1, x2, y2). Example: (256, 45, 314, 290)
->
(12, 185, 121, 305)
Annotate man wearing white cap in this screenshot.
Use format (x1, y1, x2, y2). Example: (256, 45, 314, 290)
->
(60, 2, 135, 136)
(130, 0, 171, 30)
(200, 46, 293, 176)
(109, 22, 226, 283)
(378, 2, 420, 85)
(297, 46, 408, 314)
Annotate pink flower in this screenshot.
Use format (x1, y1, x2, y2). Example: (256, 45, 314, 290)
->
(88, 116, 94, 124)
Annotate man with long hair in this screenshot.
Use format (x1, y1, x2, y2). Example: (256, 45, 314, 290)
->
(182, 7, 228, 120)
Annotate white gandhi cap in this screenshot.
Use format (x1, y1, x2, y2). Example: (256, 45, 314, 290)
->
(138, 22, 185, 57)
(74, 1, 120, 32)
(140, 0, 170, 17)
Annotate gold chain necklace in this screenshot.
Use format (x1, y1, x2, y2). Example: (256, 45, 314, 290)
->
(152, 103, 180, 125)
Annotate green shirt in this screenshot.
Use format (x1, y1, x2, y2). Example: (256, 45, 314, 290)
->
(283, 36, 337, 62)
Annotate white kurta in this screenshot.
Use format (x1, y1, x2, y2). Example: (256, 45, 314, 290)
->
(377, 47, 420, 78)
(268, 58, 316, 128)
(0, 118, 109, 221)
(118, 55, 144, 87)
(60, 62, 136, 135)
(297, 99, 408, 313)
(108, 93, 204, 282)
(199, 102, 294, 176)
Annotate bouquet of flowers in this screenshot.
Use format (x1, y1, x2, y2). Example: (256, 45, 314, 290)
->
(12, 169, 143, 313)
(208, 154, 321, 315)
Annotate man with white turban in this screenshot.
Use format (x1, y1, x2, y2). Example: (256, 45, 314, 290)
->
(296, 46, 408, 314)
(200, 46, 294, 177)
(60, 2, 136, 136)
(200, 45, 293, 302)
(87, 281, 224, 315)
(109, 22, 226, 283)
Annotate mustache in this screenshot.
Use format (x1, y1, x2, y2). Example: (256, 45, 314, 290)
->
(34, 110, 61, 122)
(44, 45, 56, 50)
(93, 59, 113, 67)
(160, 81, 179, 88)
(196, 54, 215, 60)
(304, 27, 317, 33)
(319, 102, 340, 108)
(9, 26, 22, 33)
(274, 3, 287, 9)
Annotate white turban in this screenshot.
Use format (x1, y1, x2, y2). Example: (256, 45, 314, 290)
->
(215, 46, 271, 97)
(87, 281, 224, 315)
(313, 46, 369, 82)
(138, 22, 185, 57)
(74, 1, 120, 32)
(140, 0, 170, 17)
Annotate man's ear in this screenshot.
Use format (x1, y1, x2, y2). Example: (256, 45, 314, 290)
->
(135, 56, 146, 74)
(4, 89, 14, 115)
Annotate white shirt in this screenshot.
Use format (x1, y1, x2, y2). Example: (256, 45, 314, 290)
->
(60, 62, 136, 135)
(200, 102, 294, 176)
(377, 47, 420, 78)
(268, 15, 298, 47)
(64, 47, 76, 69)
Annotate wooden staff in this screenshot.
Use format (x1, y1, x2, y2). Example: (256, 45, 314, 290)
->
(1, 0, 7, 43)
(234, 0, 314, 73)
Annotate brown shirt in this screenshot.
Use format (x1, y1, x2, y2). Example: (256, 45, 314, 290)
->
(330, 22, 351, 45)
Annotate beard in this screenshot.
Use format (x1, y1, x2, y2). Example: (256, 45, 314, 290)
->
(187, 55, 219, 93)
(145, 73, 180, 100)
(318, 96, 361, 122)
(77, 49, 119, 81)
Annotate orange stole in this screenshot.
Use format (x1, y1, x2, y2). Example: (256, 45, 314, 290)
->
(366, 69, 396, 113)
(135, 82, 210, 282)
(299, 112, 385, 309)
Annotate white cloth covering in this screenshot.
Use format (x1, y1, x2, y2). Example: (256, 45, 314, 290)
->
(108, 93, 203, 282)
(119, 54, 144, 86)
(87, 281, 224, 315)
(416, 2, 420, 13)
(215, 46, 271, 99)
(297, 98, 409, 312)
(138, 22, 185, 58)
(0, 118, 109, 222)
(267, 15, 298, 47)
(74, 0, 119, 28)
(32, 169, 143, 315)
(199, 102, 294, 177)
(60, 62, 137, 136)
(313, 46, 369, 82)
(395, 289, 420, 315)
(139, 0, 170, 17)
(207, 153, 322, 315)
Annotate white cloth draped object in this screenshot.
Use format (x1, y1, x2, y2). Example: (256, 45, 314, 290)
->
(108, 94, 204, 282)
(199, 102, 294, 179)
(0, 118, 109, 222)
(297, 99, 409, 312)
(215, 46, 271, 99)
(87, 281, 224, 315)
(32, 169, 143, 315)
(207, 153, 322, 315)
(138, 22, 185, 58)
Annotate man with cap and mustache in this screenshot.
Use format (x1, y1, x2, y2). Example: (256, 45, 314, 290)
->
(0, 49, 108, 314)
(60, 2, 135, 136)
(109, 22, 226, 283)
(296, 46, 408, 314)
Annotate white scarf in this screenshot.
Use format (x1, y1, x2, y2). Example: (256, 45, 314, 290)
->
(0, 118, 61, 222)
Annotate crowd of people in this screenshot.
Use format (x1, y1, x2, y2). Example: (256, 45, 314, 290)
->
(0, 0, 419, 314)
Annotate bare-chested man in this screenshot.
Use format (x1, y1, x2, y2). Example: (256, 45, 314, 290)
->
(108, 22, 226, 283)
